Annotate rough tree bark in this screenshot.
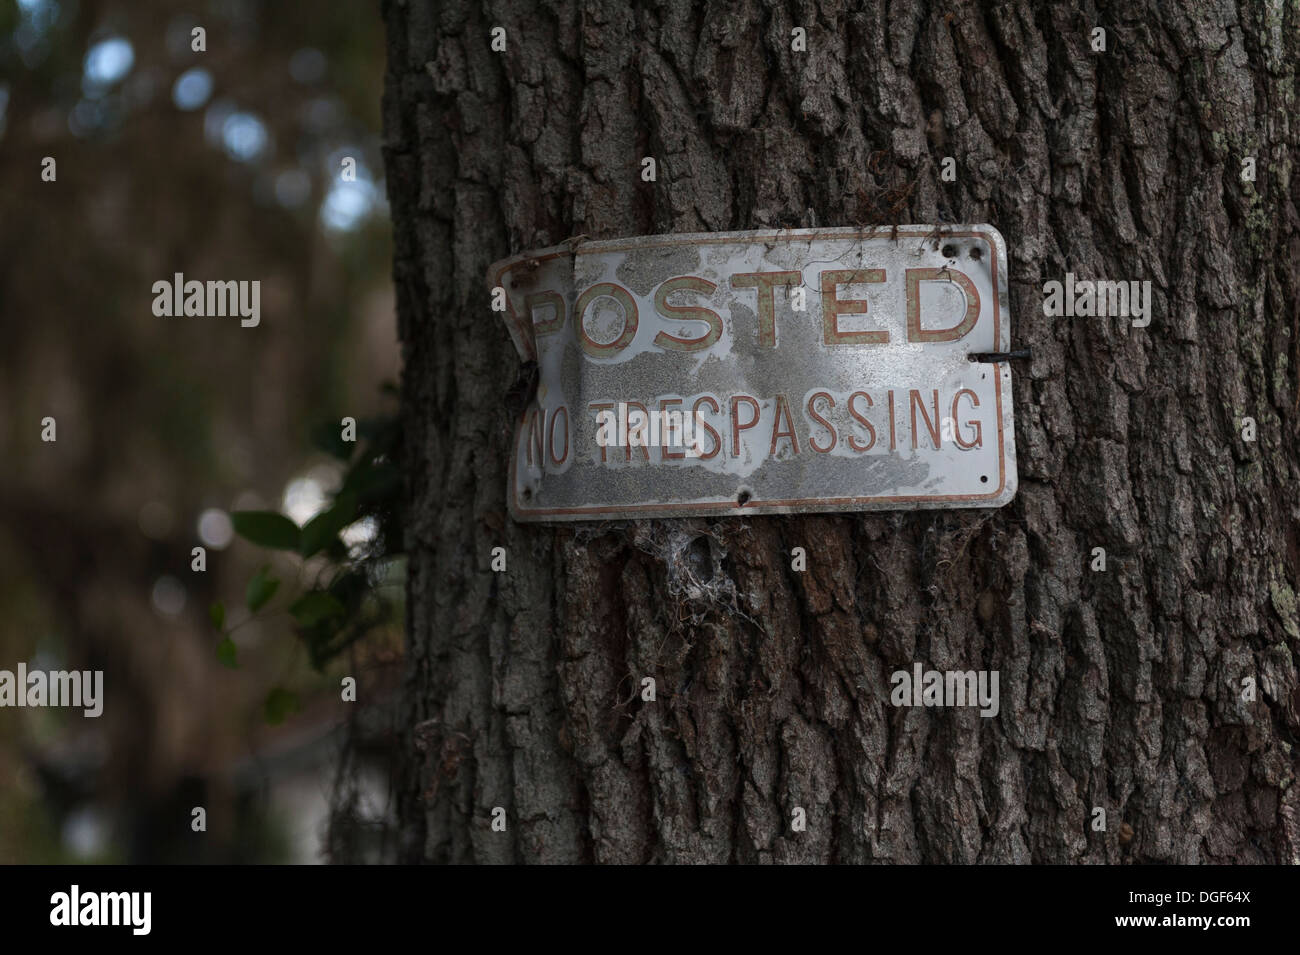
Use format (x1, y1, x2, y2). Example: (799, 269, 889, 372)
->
(380, 0, 1300, 863)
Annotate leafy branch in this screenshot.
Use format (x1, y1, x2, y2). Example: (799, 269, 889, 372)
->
(209, 404, 404, 724)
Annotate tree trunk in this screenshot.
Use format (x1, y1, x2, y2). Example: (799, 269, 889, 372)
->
(380, 0, 1300, 863)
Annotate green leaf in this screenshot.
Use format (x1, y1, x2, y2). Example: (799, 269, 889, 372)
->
(245, 566, 280, 612)
(209, 600, 225, 630)
(263, 687, 300, 726)
(298, 493, 357, 558)
(231, 511, 300, 551)
(216, 637, 238, 669)
(289, 590, 347, 627)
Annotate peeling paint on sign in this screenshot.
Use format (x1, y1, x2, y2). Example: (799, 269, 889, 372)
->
(488, 226, 1017, 522)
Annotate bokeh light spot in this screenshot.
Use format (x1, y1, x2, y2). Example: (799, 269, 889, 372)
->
(197, 508, 234, 549)
(282, 476, 326, 525)
(151, 575, 187, 617)
(221, 112, 269, 162)
(172, 67, 213, 111)
(83, 36, 134, 89)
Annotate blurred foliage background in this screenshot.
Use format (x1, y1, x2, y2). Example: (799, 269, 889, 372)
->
(0, 0, 402, 862)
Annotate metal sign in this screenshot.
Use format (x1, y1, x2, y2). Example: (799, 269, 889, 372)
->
(489, 225, 1017, 522)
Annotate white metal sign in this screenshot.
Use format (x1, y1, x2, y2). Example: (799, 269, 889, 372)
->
(489, 225, 1017, 521)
